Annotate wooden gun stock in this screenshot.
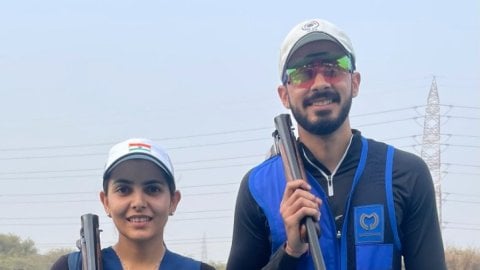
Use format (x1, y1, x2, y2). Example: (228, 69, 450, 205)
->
(79, 214, 102, 270)
(273, 114, 326, 270)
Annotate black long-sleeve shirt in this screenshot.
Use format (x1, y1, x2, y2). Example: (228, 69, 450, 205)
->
(227, 131, 446, 270)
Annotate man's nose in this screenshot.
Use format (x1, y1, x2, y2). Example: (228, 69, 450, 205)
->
(309, 69, 331, 90)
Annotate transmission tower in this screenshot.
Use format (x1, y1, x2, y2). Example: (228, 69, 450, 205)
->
(421, 77, 442, 225)
(201, 232, 208, 262)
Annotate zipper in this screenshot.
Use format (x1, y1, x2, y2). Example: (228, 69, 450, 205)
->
(306, 176, 341, 264)
(305, 158, 335, 196)
(327, 175, 334, 196)
(302, 134, 353, 197)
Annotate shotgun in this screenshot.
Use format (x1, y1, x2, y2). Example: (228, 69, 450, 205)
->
(273, 113, 326, 270)
(78, 213, 103, 270)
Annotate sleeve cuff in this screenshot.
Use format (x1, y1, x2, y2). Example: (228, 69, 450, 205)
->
(266, 244, 304, 269)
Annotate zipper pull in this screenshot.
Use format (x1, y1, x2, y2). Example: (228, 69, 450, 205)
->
(336, 231, 341, 239)
(327, 175, 334, 196)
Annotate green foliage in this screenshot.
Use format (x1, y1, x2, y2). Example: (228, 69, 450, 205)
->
(0, 234, 74, 270)
(0, 234, 37, 256)
(0, 254, 43, 270)
(44, 248, 75, 259)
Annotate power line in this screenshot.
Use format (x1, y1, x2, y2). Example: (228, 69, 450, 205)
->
(175, 154, 264, 164)
(351, 106, 422, 118)
(440, 133, 480, 139)
(10, 196, 476, 207)
(442, 144, 480, 148)
(0, 154, 262, 176)
(0, 104, 477, 154)
(0, 209, 232, 221)
(0, 168, 99, 176)
(0, 152, 105, 161)
(1, 99, 478, 253)
(443, 192, 480, 198)
(371, 133, 480, 144)
(0, 138, 271, 161)
(0, 148, 477, 182)
(442, 171, 480, 176)
(355, 116, 422, 128)
(443, 226, 480, 231)
(443, 199, 480, 204)
(0, 215, 233, 226)
(6, 170, 479, 199)
(351, 104, 480, 120)
(0, 173, 98, 181)
(357, 114, 479, 129)
(0, 137, 476, 178)
(0, 127, 273, 152)
(1, 191, 236, 205)
(35, 236, 233, 248)
(439, 104, 480, 110)
(445, 115, 480, 120)
(397, 143, 480, 149)
(442, 163, 480, 168)
(0, 163, 256, 180)
(443, 221, 480, 227)
(0, 182, 240, 197)
(0, 162, 258, 180)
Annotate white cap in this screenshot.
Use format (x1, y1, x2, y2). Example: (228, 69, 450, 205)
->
(279, 18, 356, 81)
(103, 138, 175, 190)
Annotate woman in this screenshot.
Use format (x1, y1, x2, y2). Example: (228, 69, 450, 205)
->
(51, 138, 215, 270)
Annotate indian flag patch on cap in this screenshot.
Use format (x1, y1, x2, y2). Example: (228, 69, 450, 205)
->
(128, 142, 151, 153)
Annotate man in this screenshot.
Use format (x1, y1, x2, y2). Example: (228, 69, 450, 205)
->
(227, 19, 446, 270)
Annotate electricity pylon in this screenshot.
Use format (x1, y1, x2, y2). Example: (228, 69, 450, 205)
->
(421, 77, 442, 224)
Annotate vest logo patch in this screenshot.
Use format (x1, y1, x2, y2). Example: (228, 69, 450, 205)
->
(354, 204, 384, 244)
(360, 213, 379, 230)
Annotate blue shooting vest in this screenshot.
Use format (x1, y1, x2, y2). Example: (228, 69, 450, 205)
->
(67, 246, 201, 270)
(249, 137, 402, 270)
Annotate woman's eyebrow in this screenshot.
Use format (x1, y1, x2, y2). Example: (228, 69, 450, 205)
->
(143, 179, 168, 186)
(111, 178, 133, 185)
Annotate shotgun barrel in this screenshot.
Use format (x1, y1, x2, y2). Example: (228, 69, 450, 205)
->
(79, 213, 102, 270)
(273, 113, 326, 270)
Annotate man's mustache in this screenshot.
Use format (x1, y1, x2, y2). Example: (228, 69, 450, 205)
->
(303, 90, 340, 106)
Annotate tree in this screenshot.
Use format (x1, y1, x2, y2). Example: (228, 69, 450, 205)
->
(0, 234, 74, 270)
(0, 234, 37, 256)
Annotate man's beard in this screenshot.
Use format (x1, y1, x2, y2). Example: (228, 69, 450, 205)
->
(291, 90, 352, 136)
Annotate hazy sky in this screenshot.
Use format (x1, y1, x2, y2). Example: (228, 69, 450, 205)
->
(1, 0, 479, 263)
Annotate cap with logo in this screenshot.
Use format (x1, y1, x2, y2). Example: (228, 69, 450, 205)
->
(103, 138, 175, 191)
(279, 18, 356, 81)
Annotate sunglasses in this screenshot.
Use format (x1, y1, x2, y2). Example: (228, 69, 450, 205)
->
(285, 55, 353, 87)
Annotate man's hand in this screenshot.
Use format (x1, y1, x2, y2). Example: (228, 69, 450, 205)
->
(280, 179, 322, 257)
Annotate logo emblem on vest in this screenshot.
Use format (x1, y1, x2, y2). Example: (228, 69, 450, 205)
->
(359, 213, 380, 230)
(354, 205, 384, 244)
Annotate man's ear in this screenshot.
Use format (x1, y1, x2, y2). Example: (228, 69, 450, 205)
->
(277, 85, 291, 109)
(351, 72, 361, 98)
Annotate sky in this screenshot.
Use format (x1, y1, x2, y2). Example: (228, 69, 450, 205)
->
(0, 0, 479, 264)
